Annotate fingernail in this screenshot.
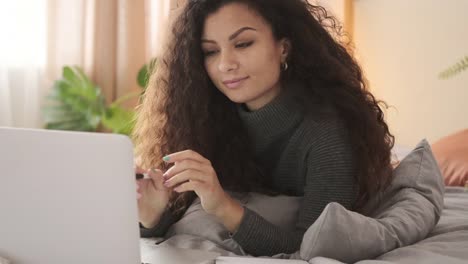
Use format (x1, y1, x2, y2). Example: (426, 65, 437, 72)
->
(163, 156, 170, 162)
(163, 181, 170, 187)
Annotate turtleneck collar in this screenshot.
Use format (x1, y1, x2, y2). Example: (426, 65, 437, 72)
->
(237, 85, 304, 153)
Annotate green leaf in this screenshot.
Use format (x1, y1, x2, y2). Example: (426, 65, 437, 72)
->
(46, 119, 94, 131)
(137, 58, 157, 88)
(75, 67, 93, 86)
(112, 91, 142, 106)
(62, 66, 77, 85)
(439, 56, 468, 79)
(101, 105, 136, 136)
(42, 65, 105, 132)
(43, 108, 83, 123)
(44, 63, 146, 135)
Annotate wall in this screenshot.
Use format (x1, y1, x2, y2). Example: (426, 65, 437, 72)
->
(171, 0, 348, 24)
(353, 0, 468, 146)
(315, 0, 346, 23)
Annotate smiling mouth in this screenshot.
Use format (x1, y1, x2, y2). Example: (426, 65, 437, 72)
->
(222, 77, 249, 89)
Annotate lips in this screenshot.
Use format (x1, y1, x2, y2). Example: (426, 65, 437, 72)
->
(222, 76, 249, 89)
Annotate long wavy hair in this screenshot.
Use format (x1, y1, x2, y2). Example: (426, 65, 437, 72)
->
(133, 0, 395, 216)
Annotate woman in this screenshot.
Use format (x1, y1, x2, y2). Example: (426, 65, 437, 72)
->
(133, 0, 394, 257)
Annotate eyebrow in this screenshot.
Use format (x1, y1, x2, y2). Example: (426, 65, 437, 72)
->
(202, 27, 257, 43)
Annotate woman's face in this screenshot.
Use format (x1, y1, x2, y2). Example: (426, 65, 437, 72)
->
(202, 3, 289, 111)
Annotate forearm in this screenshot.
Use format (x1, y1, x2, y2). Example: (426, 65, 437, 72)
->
(231, 207, 304, 256)
(214, 192, 245, 233)
(140, 210, 164, 229)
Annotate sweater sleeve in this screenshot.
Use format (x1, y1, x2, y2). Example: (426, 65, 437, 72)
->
(296, 122, 357, 229)
(231, 121, 357, 256)
(139, 208, 178, 238)
(231, 207, 305, 256)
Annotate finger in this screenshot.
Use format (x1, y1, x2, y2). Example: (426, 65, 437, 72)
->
(148, 168, 165, 189)
(136, 181, 143, 199)
(164, 169, 206, 188)
(173, 180, 204, 193)
(163, 149, 211, 165)
(136, 178, 151, 192)
(136, 179, 144, 189)
(163, 159, 210, 180)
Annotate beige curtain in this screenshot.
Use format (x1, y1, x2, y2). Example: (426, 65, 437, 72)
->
(46, 0, 170, 108)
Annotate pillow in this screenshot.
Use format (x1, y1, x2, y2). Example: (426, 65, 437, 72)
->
(165, 192, 302, 255)
(298, 139, 444, 263)
(237, 192, 302, 232)
(431, 129, 468, 186)
(391, 144, 412, 168)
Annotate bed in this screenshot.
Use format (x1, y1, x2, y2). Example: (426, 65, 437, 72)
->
(352, 186, 468, 264)
(140, 139, 468, 263)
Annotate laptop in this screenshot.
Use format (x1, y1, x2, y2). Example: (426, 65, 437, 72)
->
(0, 127, 219, 264)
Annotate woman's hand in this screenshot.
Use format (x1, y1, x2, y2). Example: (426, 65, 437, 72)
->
(161, 150, 245, 232)
(161, 150, 245, 233)
(136, 167, 172, 229)
(161, 150, 229, 215)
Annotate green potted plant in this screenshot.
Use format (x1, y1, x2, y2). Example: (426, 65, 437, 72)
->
(439, 56, 468, 79)
(42, 59, 156, 136)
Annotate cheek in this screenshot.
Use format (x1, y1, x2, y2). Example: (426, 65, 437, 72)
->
(204, 59, 228, 95)
(204, 60, 217, 83)
(249, 48, 281, 82)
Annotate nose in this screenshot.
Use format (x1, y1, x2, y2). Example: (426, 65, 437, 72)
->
(218, 50, 238, 72)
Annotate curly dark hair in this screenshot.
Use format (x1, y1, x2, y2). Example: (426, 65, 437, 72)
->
(133, 0, 395, 217)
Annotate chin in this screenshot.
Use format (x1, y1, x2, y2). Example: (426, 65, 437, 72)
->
(226, 96, 247, 104)
(220, 91, 244, 103)
(220, 88, 258, 105)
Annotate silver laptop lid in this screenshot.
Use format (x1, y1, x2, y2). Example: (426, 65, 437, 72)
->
(0, 127, 140, 264)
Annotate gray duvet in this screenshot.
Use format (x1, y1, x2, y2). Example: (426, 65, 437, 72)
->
(353, 187, 468, 264)
(141, 140, 468, 263)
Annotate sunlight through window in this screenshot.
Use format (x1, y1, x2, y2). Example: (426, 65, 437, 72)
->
(0, 0, 47, 67)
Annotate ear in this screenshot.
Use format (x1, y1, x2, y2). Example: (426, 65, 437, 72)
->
(279, 38, 291, 63)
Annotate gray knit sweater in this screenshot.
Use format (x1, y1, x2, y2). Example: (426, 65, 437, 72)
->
(140, 89, 358, 256)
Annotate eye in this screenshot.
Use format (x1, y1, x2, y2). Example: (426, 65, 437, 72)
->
(203, 50, 219, 57)
(235, 41, 254, 49)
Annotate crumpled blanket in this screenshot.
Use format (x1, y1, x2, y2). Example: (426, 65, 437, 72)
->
(145, 139, 445, 263)
(0, 256, 11, 264)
